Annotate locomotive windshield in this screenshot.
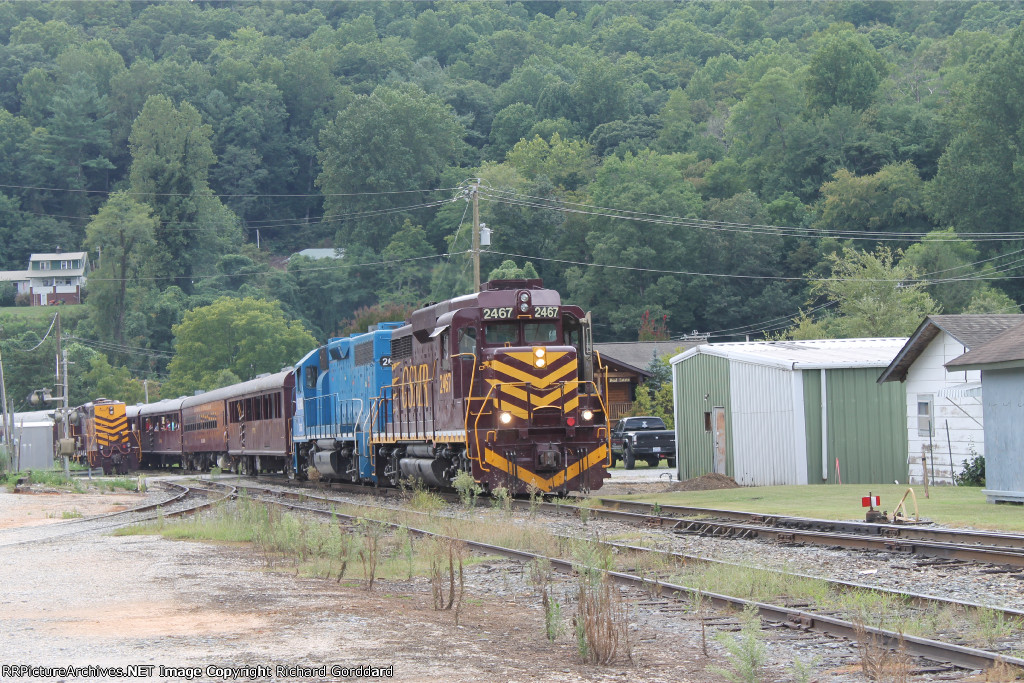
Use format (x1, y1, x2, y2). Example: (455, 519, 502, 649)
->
(484, 321, 559, 346)
(485, 322, 518, 345)
(524, 323, 557, 343)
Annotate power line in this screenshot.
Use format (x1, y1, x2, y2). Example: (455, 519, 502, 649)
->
(480, 186, 1024, 243)
(86, 250, 468, 283)
(0, 182, 459, 199)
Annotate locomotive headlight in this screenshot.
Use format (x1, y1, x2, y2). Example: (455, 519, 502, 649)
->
(499, 411, 513, 425)
(519, 292, 529, 302)
(519, 302, 530, 312)
(582, 409, 594, 421)
(533, 347, 546, 368)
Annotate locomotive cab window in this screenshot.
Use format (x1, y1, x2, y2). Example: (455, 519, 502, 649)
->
(440, 331, 450, 370)
(305, 365, 318, 390)
(524, 322, 557, 343)
(458, 327, 477, 355)
(485, 322, 518, 345)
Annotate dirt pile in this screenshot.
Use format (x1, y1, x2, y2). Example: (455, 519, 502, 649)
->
(667, 472, 740, 492)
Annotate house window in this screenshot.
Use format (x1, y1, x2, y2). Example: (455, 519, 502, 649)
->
(917, 394, 934, 437)
(60, 261, 69, 270)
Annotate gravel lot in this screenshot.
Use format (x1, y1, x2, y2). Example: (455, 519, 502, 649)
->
(0, 479, 1015, 682)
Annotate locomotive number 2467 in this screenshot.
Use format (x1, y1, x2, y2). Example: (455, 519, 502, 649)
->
(482, 307, 514, 319)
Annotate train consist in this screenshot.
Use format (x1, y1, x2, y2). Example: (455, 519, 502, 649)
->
(73, 279, 612, 493)
(68, 398, 140, 474)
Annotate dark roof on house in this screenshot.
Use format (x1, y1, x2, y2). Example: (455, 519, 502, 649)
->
(878, 314, 1024, 383)
(594, 340, 702, 373)
(946, 320, 1024, 371)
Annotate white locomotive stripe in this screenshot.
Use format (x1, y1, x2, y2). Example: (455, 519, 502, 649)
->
(378, 431, 468, 440)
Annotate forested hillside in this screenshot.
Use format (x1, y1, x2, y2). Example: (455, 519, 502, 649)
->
(1, 1, 1023, 405)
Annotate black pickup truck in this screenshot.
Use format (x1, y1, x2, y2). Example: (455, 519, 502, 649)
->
(610, 416, 676, 469)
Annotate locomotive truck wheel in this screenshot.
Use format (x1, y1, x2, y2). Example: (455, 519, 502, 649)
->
(623, 443, 635, 470)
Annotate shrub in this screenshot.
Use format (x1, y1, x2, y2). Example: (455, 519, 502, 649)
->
(955, 450, 985, 487)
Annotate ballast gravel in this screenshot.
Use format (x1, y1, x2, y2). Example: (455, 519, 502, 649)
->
(0, 480, 1016, 682)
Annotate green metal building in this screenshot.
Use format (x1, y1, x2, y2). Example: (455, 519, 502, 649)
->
(670, 339, 909, 486)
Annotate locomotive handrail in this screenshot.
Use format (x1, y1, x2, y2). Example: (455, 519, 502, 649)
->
(376, 376, 436, 442)
(302, 394, 363, 440)
(452, 351, 478, 443)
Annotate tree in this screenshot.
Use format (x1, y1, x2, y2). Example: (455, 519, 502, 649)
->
(84, 192, 157, 355)
(815, 162, 930, 236)
(129, 94, 240, 292)
(901, 228, 988, 313)
(504, 132, 596, 191)
(339, 302, 414, 337)
(74, 351, 147, 406)
(380, 220, 434, 306)
(316, 83, 465, 252)
(805, 28, 888, 113)
(164, 297, 317, 396)
(928, 24, 1024, 285)
(487, 260, 539, 280)
(810, 245, 939, 338)
(566, 150, 703, 339)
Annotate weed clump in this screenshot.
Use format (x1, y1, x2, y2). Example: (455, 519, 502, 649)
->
(707, 605, 767, 683)
(453, 470, 482, 509)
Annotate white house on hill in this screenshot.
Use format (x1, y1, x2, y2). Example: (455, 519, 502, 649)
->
(0, 251, 89, 306)
(878, 314, 1023, 485)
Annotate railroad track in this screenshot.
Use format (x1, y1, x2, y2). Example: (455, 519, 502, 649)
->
(518, 497, 1024, 569)
(0, 480, 234, 548)
(215, 478, 1024, 673)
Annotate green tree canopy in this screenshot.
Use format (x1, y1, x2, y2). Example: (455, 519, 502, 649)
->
(316, 83, 465, 252)
(810, 245, 939, 338)
(84, 191, 157, 355)
(805, 28, 888, 113)
(164, 297, 317, 396)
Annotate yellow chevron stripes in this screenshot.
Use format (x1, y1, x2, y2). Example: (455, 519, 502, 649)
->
(482, 444, 609, 493)
(488, 354, 574, 389)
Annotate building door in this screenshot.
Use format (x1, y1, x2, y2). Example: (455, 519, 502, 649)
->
(713, 407, 727, 474)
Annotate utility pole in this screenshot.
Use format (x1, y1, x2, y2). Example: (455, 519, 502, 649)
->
(472, 179, 481, 293)
(56, 312, 69, 477)
(0, 344, 9, 450)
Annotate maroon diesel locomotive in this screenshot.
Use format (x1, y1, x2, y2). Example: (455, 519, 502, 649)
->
(373, 279, 611, 494)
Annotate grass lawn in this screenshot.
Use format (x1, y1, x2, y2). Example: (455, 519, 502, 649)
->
(0, 304, 85, 320)
(608, 483, 1024, 533)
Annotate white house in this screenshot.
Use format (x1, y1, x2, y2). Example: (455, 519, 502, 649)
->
(0, 269, 30, 298)
(945, 320, 1024, 502)
(878, 314, 1023, 485)
(25, 251, 88, 305)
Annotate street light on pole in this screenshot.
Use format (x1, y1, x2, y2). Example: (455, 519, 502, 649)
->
(30, 387, 73, 476)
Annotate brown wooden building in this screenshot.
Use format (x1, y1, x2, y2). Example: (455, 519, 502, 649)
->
(594, 340, 704, 419)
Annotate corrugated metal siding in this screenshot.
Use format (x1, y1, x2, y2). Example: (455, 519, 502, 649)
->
(673, 353, 731, 481)
(825, 368, 908, 485)
(981, 370, 1024, 502)
(729, 361, 806, 485)
(803, 371, 825, 483)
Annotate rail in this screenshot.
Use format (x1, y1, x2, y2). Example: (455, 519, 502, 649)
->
(237, 482, 1024, 673)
